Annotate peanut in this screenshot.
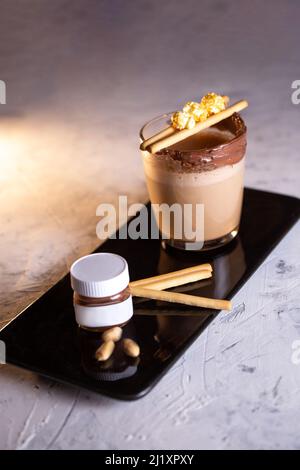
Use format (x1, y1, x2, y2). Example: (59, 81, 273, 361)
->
(95, 340, 115, 362)
(123, 339, 140, 358)
(102, 326, 122, 343)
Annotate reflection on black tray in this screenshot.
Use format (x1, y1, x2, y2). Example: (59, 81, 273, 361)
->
(0, 188, 299, 400)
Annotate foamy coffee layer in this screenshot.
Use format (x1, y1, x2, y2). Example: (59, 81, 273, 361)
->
(144, 156, 243, 186)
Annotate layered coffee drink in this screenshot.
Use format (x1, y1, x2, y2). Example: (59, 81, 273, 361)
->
(140, 111, 247, 251)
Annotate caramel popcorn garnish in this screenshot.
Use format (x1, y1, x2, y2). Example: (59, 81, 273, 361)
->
(171, 111, 195, 130)
(200, 92, 227, 115)
(183, 101, 208, 122)
(171, 93, 228, 130)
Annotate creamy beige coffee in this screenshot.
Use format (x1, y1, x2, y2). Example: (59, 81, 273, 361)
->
(141, 114, 247, 250)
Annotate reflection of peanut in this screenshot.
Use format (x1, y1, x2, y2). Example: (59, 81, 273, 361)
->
(123, 339, 140, 358)
(102, 326, 122, 343)
(95, 340, 115, 361)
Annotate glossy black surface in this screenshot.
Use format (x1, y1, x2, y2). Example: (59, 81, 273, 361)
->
(1, 188, 299, 400)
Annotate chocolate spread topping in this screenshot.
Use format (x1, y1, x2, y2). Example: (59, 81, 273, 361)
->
(157, 113, 247, 172)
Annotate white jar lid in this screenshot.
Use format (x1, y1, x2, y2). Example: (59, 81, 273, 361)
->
(70, 253, 130, 298)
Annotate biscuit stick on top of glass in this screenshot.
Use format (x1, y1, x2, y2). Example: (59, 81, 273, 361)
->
(140, 92, 229, 151)
(140, 93, 248, 153)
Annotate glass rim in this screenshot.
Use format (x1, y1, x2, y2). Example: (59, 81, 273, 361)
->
(139, 111, 247, 154)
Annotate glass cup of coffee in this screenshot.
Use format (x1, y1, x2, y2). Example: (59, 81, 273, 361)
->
(140, 112, 247, 251)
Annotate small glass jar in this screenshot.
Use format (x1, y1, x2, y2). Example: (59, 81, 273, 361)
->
(140, 112, 247, 251)
(70, 253, 133, 331)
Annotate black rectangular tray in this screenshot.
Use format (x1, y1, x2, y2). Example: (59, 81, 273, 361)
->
(1, 188, 299, 400)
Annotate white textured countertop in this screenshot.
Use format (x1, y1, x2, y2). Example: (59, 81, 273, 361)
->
(0, 0, 300, 450)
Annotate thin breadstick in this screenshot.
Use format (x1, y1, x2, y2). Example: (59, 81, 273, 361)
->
(130, 263, 212, 288)
(130, 269, 212, 291)
(140, 96, 230, 151)
(140, 126, 177, 151)
(133, 309, 211, 317)
(145, 100, 248, 154)
(129, 286, 232, 311)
